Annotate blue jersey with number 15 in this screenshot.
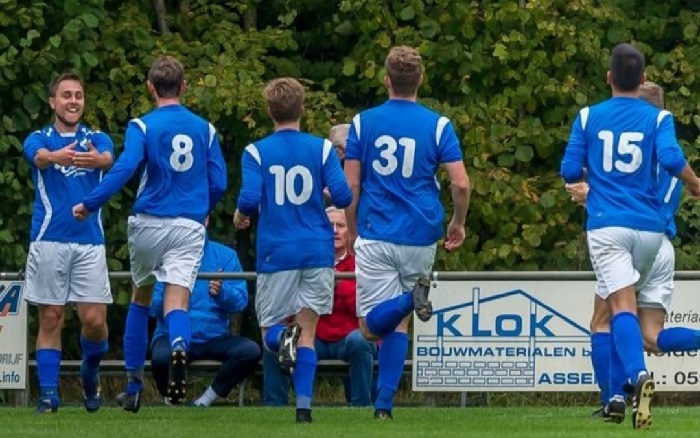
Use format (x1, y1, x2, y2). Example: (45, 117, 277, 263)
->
(560, 97, 687, 233)
(83, 105, 227, 223)
(345, 100, 464, 246)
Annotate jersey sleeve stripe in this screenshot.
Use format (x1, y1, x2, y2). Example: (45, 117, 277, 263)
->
(352, 114, 361, 138)
(131, 118, 147, 134)
(322, 139, 333, 165)
(35, 172, 52, 241)
(657, 110, 671, 128)
(245, 144, 261, 165)
(579, 107, 590, 131)
(436, 116, 450, 145)
(208, 123, 216, 149)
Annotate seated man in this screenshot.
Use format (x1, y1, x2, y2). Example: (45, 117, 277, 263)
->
(150, 226, 261, 406)
(263, 207, 377, 406)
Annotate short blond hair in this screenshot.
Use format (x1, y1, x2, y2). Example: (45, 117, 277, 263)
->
(263, 77, 305, 124)
(639, 81, 664, 109)
(385, 46, 422, 97)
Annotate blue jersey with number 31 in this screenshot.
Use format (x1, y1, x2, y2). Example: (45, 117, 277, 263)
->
(237, 129, 352, 273)
(83, 105, 228, 223)
(345, 100, 464, 246)
(560, 97, 687, 232)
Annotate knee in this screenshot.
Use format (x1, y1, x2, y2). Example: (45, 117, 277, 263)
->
(80, 307, 107, 334)
(346, 330, 374, 354)
(358, 320, 380, 341)
(39, 306, 64, 334)
(642, 329, 661, 354)
(231, 340, 262, 365)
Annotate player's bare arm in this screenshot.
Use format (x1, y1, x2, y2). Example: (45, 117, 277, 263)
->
(444, 160, 470, 251)
(33, 141, 77, 169)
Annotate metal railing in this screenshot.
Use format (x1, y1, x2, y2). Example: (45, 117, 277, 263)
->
(5, 270, 700, 281)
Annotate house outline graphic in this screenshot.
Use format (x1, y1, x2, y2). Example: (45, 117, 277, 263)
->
(414, 287, 591, 389)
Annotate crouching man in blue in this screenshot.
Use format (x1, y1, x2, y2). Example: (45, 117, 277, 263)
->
(150, 224, 261, 406)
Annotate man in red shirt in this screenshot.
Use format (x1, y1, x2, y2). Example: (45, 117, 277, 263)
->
(263, 206, 377, 406)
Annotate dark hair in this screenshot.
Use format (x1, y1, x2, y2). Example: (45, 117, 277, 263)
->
(49, 72, 84, 97)
(609, 43, 645, 92)
(148, 55, 185, 98)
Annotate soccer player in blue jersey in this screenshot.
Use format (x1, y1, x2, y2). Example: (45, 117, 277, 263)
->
(568, 82, 700, 424)
(233, 77, 352, 423)
(561, 43, 700, 429)
(343, 46, 471, 420)
(23, 72, 114, 414)
(73, 55, 228, 412)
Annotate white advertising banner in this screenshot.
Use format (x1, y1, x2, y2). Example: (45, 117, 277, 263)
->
(0, 281, 27, 389)
(413, 280, 700, 392)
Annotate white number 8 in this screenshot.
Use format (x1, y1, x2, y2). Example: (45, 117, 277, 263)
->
(599, 130, 643, 173)
(170, 134, 194, 172)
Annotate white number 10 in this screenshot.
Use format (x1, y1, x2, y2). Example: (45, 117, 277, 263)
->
(599, 130, 644, 173)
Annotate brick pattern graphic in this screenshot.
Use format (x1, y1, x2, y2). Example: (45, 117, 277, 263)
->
(415, 359, 535, 387)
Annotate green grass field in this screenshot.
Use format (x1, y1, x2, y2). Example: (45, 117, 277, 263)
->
(4, 406, 700, 438)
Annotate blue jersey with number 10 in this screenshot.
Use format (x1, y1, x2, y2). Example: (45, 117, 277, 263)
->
(237, 129, 352, 273)
(345, 100, 464, 246)
(561, 97, 687, 233)
(83, 105, 227, 223)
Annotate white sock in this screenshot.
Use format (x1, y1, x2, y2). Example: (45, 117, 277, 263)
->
(194, 386, 219, 406)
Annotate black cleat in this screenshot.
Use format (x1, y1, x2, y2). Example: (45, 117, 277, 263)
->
(605, 396, 625, 424)
(632, 373, 655, 429)
(167, 347, 188, 405)
(35, 397, 59, 414)
(412, 277, 433, 322)
(374, 409, 393, 420)
(296, 408, 313, 423)
(279, 323, 301, 376)
(591, 406, 610, 419)
(116, 391, 142, 413)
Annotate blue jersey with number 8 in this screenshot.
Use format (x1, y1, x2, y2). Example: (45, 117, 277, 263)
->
(83, 105, 227, 223)
(561, 97, 687, 232)
(345, 100, 464, 246)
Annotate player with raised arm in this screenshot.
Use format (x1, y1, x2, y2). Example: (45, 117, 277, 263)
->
(233, 77, 352, 423)
(568, 82, 700, 423)
(343, 46, 470, 420)
(73, 55, 227, 413)
(560, 44, 700, 429)
(23, 72, 114, 413)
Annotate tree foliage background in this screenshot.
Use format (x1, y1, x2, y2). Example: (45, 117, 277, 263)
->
(2, 0, 700, 352)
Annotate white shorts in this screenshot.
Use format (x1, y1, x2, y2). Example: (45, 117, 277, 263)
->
(127, 215, 205, 291)
(588, 227, 664, 300)
(255, 268, 334, 328)
(24, 241, 112, 306)
(354, 237, 436, 317)
(637, 236, 674, 312)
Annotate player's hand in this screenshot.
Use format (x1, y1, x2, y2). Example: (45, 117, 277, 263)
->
(444, 220, 465, 252)
(565, 182, 589, 205)
(687, 179, 700, 199)
(72, 203, 90, 221)
(233, 209, 250, 229)
(50, 141, 78, 166)
(73, 141, 105, 169)
(209, 269, 222, 296)
(323, 188, 332, 203)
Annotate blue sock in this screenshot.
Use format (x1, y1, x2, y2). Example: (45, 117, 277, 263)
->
(657, 327, 700, 352)
(611, 312, 646, 385)
(590, 332, 611, 405)
(124, 303, 149, 394)
(165, 309, 191, 351)
(36, 348, 61, 399)
(292, 347, 317, 410)
(608, 332, 627, 399)
(80, 336, 108, 375)
(366, 293, 413, 338)
(264, 323, 286, 353)
(375, 331, 409, 412)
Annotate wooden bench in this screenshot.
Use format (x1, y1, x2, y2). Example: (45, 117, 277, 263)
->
(23, 359, 413, 407)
